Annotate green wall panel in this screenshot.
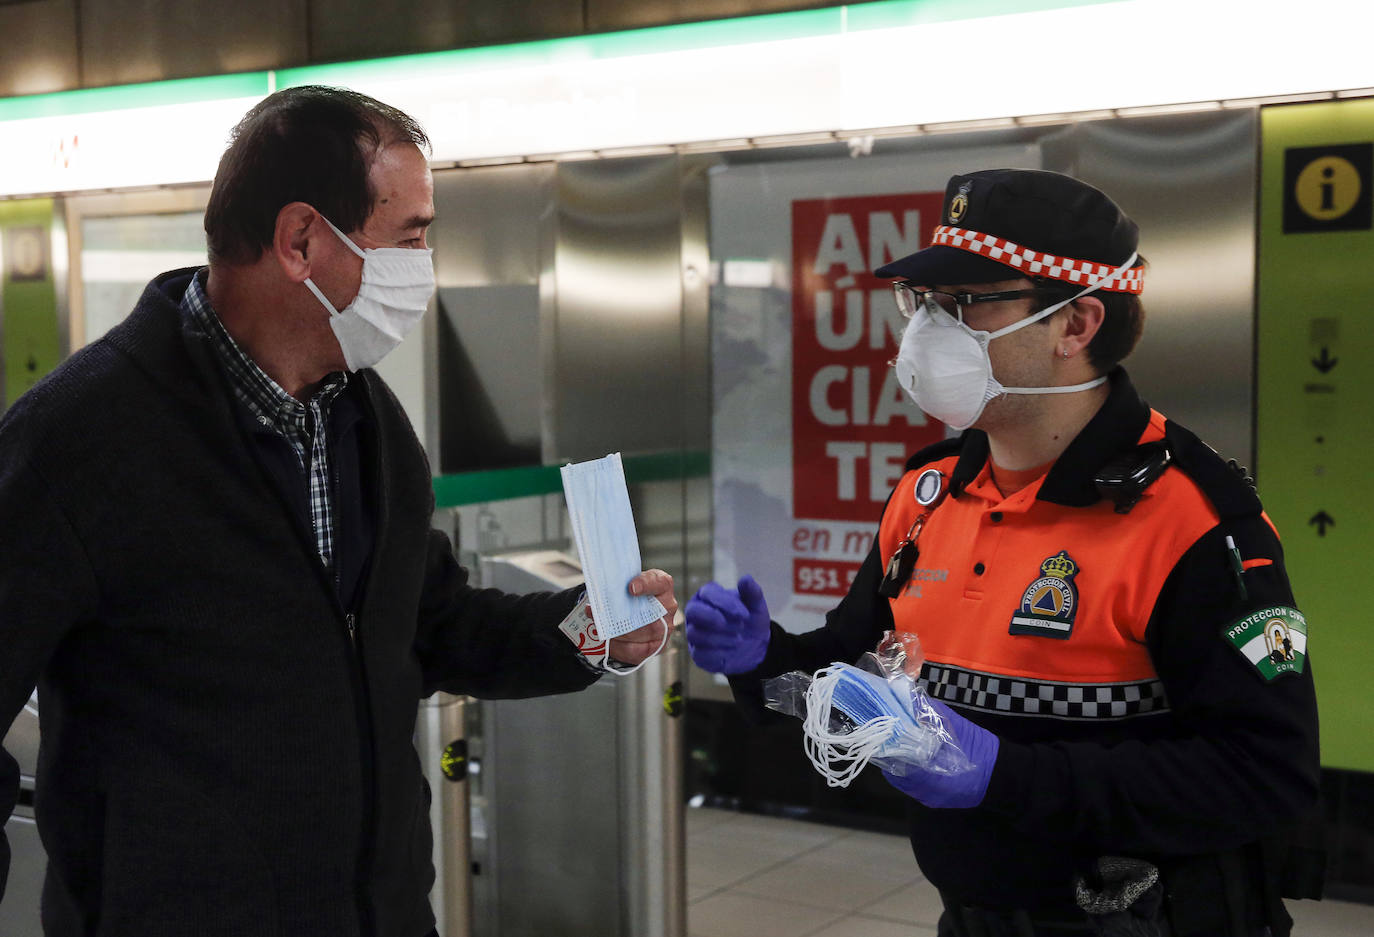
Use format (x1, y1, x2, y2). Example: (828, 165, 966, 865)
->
(1, 199, 62, 411)
(1258, 99, 1374, 773)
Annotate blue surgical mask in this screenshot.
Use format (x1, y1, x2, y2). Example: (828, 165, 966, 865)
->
(560, 452, 668, 673)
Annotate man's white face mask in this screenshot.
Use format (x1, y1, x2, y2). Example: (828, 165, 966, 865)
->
(891, 253, 1137, 431)
(303, 214, 436, 372)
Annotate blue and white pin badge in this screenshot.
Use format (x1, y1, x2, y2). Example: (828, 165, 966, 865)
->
(914, 469, 945, 507)
(1008, 550, 1080, 640)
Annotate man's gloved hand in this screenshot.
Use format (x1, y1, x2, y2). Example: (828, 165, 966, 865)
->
(684, 575, 771, 674)
(881, 695, 999, 809)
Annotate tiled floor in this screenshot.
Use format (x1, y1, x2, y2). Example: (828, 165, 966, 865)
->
(686, 804, 1374, 937)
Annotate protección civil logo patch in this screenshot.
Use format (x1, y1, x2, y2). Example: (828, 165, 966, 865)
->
(1223, 606, 1307, 682)
(1008, 550, 1080, 640)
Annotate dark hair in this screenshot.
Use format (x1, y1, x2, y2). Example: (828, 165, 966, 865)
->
(204, 85, 430, 265)
(1085, 289, 1145, 373)
(1029, 253, 1147, 374)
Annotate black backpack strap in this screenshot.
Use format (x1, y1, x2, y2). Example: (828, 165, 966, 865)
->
(1161, 420, 1262, 521)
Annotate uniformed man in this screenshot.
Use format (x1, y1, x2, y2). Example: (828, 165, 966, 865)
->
(685, 169, 1322, 937)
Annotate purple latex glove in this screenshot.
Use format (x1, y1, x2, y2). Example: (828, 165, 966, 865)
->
(881, 694, 999, 809)
(684, 575, 771, 674)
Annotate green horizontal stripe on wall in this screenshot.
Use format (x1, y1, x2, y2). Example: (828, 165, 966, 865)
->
(432, 450, 710, 507)
(0, 1, 1120, 123)
(0, 72, 271, 122)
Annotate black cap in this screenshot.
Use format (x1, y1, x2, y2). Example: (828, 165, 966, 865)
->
(874, 169, 1140, 286)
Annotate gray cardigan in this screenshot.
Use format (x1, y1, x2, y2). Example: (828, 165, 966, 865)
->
(0, 268, 594, 937)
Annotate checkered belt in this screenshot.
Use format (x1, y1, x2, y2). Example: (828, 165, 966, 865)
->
(921, 662, 1168, 721)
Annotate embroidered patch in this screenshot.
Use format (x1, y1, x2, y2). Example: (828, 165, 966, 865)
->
(1009, 551, 1080, 640)
(1223, 606, 1307, 681)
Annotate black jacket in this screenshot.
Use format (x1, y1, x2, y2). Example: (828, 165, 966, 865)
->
(0, 269, 597, 937)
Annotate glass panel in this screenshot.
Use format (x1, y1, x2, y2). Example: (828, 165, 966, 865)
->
(81, 210, 206, 343)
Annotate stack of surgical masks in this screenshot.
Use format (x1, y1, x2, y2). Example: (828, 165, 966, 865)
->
(764, 634, 971, 788)
(801, 663, 941, 787)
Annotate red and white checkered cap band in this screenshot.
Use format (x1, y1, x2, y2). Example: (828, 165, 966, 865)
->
(931, 225, 1144, 294)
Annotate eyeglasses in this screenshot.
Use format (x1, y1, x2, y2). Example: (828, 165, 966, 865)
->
(891, 281, 1075, 321)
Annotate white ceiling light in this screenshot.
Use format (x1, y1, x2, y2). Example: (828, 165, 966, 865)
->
(2, 0, 1373, 198)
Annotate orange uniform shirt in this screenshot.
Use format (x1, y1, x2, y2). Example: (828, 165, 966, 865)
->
(878, 411, 1217, 716)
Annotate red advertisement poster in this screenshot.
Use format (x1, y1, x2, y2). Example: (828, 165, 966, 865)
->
(789, 192, 946, 594)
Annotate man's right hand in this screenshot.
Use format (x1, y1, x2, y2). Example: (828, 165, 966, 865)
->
(684, 575, 771, 674)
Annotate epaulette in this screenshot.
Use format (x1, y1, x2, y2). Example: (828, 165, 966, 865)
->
(1162, 420, 1263, 521)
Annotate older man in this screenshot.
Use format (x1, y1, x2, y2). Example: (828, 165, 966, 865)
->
(0, 85, 675, 937)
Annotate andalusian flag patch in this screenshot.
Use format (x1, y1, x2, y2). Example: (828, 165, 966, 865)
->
(1223, 607, 1307, 681)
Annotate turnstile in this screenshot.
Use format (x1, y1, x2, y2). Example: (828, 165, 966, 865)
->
(1, 692, 44, 937)
(469, 550, 686, 937)
(418, 692, 475, 937)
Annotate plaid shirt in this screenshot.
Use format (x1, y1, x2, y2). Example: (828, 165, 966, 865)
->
(182, 272, 348, 569)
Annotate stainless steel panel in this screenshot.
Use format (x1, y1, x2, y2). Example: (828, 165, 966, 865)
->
(79, 0, 307, 86)
(0, 0, 79, 97)
(679, 157, 715, 601)
(434, 285, 543, 471)
(472, 553, 649, 937)
(311, 0, 584, 61)
(636, 478, 693, 593)
(548, 156, 686, 463)
(480, 680, 622, 937)
(430, 164, 555, 473)
(1041, 110, 1259, 464)
(474, 551, 685, 937)
(432, 164, 554, 290)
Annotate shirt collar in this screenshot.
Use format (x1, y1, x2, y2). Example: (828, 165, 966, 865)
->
(948, 367, 1150, 508)
(181, 269, 347, 426)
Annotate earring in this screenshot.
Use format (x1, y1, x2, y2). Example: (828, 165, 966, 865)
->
(1061, 349, 1070, 358)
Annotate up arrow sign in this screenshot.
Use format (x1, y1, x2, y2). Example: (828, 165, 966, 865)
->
(1312, 347, 1338, 374)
